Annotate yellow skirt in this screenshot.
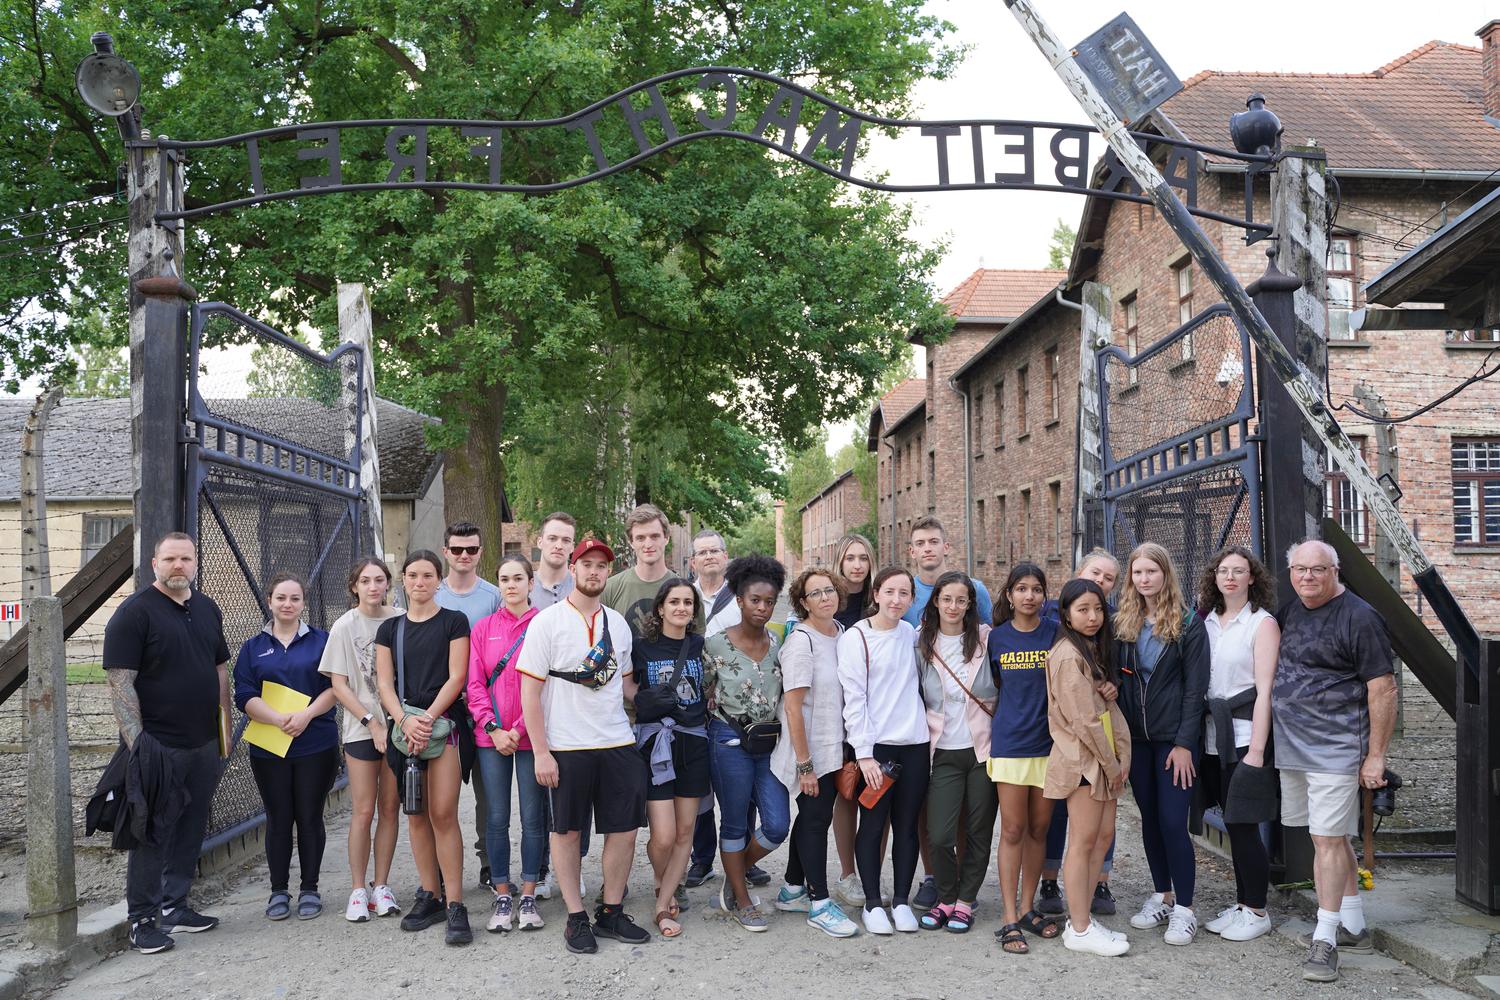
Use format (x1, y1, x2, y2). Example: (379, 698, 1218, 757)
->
(986, 755, 1048, 788)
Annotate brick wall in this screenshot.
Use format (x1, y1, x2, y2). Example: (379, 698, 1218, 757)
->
(875, 411, 927, 568)
(801, 473, 871, 570)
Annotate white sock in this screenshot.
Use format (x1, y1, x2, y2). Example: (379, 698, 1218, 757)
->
(1314, 908, 1341, 945)
(1340, 894, 1366, 934)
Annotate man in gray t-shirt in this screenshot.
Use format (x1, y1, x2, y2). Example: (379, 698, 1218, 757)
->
(1272, 539, 1396, 983)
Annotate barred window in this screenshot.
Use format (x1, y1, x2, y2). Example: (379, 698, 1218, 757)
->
(1324, 438, 1369, 547)
(1453, 439, 1500, 545)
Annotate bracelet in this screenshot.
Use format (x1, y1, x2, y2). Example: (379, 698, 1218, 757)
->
(795, 758, 815, 776)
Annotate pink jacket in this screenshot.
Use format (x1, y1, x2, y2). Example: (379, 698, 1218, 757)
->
(466, 605, 539, 749)
(919, 623, 997, 762)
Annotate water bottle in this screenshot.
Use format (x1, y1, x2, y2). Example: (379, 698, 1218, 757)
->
(403, 756, 424, 815)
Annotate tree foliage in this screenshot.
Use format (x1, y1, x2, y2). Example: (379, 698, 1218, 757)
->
(61, 318, 128, 397)
(725, 501, 776, 559)
(3, 1, 959, 567)
(1048, 217, 1077, 269)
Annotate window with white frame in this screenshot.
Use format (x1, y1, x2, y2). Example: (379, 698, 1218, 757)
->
(1327, 235, 1357, 341)
(1454, 439, 1500, 545)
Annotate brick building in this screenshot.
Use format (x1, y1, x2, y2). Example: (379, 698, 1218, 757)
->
(875, 33, 1500, 632)
(800, 469, 870, 570)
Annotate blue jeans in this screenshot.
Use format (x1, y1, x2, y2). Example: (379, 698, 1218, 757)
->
(707, 719, 789, 853)
(475, 747, 547, 886)
(1130, 740, 1197, 906)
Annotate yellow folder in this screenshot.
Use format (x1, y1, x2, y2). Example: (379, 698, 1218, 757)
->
(244, 681, 312, 758)
(1100, 711, 1117, 756)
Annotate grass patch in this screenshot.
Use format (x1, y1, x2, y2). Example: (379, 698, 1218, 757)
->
(66, 662, 106, 685)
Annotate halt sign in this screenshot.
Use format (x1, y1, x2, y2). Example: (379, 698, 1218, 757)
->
(1072, 13, 1183, 125)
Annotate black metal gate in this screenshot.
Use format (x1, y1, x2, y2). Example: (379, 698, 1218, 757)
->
(184, 302, 373, 851)
(1091, 303, 1262, 589)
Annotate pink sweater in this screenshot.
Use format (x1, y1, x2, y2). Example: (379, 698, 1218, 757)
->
(466, 605, 539, 749)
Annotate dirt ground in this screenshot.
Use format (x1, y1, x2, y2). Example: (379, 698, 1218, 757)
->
(23, 777, 1460, 1000)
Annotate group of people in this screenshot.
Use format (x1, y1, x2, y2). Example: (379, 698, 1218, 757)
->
(102, 506, 1395, 983)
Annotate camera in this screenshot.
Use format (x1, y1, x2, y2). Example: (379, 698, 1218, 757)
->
(1371, 768, 1403, 817)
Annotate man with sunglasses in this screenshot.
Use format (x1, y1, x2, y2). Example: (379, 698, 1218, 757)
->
(435, 520, 503, 886)
(519, 538, 650, 954)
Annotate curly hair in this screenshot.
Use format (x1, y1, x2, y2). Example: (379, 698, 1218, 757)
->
(1196, 545, 1275, 615)
(725, 553, 787, 597)
(789, 567, 846, 619)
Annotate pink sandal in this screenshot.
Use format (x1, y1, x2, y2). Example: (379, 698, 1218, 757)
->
(947, 903, 974, 933)
(920, 902, 955, 930)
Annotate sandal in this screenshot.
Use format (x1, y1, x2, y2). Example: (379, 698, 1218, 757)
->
(266, 890, 292, 921)
(920, 902, 953, 930)
(1019, 909, 1061, 939)
(297, 891, 322, 920)
(655, 910, 683, 938)
(947, 904, 974, 934)
(996, 922, 1029, 954)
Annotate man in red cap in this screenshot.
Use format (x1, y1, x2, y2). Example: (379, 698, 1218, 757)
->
(518, 536, 650, 954)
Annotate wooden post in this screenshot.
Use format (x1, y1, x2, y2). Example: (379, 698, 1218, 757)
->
(1074, 281, 1111, 562)
(337, 283, 385, 562)
(1354, 381, 1405, 729)
(25, 596, 76, 949)
(128, 139, 191, 582)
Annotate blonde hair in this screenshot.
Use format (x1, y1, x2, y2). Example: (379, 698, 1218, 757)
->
(1113, 541, 1188, 644)
(832, 532, 876, 592)
(1077, 547, 1120, 575)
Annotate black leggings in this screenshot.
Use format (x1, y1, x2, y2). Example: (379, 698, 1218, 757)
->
(785, 772, 839, 901)
(250, 748, 340, 893)
(1200, 749, 1269, 910)
(856, 742, 930, 907)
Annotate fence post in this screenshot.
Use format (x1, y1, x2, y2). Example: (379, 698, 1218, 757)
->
(337, 282, 386, 562)
(1074, 281, 1111, 561)
(1353, 381, 1405, 728)
(25, 596, 76, 949)
(21, 387, 64, 602)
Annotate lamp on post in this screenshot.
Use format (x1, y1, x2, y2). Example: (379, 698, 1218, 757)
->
(75, 33, 142, 142)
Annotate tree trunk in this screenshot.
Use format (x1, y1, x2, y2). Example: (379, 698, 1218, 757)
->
(442, 378, 509, 582)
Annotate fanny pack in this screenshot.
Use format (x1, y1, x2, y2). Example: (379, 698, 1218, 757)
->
(390, 616, 453, 761)
(549, 607, 617, 690)
(725, 715, 781, 754)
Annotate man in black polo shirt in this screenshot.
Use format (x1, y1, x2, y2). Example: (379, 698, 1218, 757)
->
(103, 532, 232, 954)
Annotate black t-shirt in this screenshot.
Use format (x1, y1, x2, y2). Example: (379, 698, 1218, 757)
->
(631, 632, 708, 727)
(375, 609, 470, 714)
(102, 586, 231, 749)
(835, 585, 871, 630)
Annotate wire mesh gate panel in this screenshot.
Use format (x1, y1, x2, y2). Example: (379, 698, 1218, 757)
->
(1092, 304, 1262, 590)
(186, 303, 374, 851)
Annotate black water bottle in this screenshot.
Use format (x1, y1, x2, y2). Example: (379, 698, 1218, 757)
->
(403, 756, 425, 815)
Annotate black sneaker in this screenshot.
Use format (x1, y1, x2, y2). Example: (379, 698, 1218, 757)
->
(1091, 881, 1117, 915)
(1037, 878, 1065, 915)
(746, 864, 772, 888)
(400, 890, 445, 932)
(128, 917, 174, 954)
(684, 861, 716, 888)
(564, 911, 598, 954)
(594, 904, 651, 944)
(445, 902, 473, 946)
(160, 905, 219, 934)
(478, 866, 491, 890)
(912, 875, 939, 912)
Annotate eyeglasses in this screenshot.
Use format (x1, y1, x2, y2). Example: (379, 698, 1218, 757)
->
(694, 546, 725, 557)
(1289, 564, 1333, 577)
(805, 587, 838, 600)
(1215, 566, 1249, 578)
(447, 545, 481, 556)
(937, 596, 970, 608)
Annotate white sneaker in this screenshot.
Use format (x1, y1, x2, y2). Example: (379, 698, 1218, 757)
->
(536, 872, 554, 900)
(1130, 893, 1173, 929)
(1063, 919, 1130, 957)
(345, 887, 370, 922)
(372, 884, 400, 917)
(1205, 904, 1240, 935)
(832, 873, 864, 908)
(1221, 907, 1271, 942)
(488, 893, 514, 933)
(892, 904, 919, 933)
(862, 906, 893, 936)
(517, 894, 545, 930)
(1164, 904, 1197, 946)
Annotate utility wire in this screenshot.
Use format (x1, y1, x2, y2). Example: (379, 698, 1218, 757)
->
(1334, 347, 1500, 424)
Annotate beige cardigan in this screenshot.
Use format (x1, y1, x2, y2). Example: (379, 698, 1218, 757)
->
(1043, 641, 1131, 802)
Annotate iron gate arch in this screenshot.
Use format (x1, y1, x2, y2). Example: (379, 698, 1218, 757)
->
(184, 302, 373, 851)
(1093, 302, 1262, 589)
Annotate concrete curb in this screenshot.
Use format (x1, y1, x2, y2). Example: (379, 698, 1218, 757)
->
(0, 902, 127, 1000)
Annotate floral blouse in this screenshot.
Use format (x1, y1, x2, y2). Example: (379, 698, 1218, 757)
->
(702, 629, 782, 724)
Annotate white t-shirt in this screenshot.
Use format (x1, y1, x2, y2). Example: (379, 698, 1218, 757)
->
(933, 632, 974, 751)
(515, 600, 634, 751)
(837, 619, 928, 758)
(319, 605, 404, 744)
(771, 622, 846, 787)
(1204, 604, 1273, 753)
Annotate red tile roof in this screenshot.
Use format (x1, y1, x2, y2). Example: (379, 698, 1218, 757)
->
(874, 378, 926, 427)
(941, 269, 1066, 320)
(1159, 41, 1500, 172)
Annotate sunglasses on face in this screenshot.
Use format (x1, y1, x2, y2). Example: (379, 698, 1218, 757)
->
(447, 546, 481, 556)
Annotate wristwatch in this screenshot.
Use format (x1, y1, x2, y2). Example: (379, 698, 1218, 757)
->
(358, 713, 374, 728)
(484, 721, 501, 734)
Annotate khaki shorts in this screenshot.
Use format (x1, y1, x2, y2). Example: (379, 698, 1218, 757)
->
(1279, 768, 1359, 838)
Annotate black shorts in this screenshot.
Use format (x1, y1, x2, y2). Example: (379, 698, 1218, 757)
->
(641, 732, 711, 802)
(550, 745, 647, 835)
(344, 739, 382, 763)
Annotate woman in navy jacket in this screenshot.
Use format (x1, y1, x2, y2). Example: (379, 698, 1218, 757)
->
(235, 573, 336, 921)
(1114, 543, 1209, 947)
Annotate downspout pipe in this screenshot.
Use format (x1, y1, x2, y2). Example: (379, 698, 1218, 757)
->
(1054, 287, 1085, 559)
(887, 435, 897, 565)
(948, 373, 976, 576)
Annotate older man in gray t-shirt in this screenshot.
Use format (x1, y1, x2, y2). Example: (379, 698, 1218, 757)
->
(1272, 539, 1395, 983)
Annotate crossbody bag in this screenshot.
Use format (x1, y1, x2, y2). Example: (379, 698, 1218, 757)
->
(485, 633, 526, 731)
(930, 648, 995, 718)
(390, 616, 455, 761)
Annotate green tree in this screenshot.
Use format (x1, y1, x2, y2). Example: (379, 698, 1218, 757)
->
(1048, 217, 1077, 269)
(725, 502, 776, 559)
(3, 2, 957, 578)
(832, 438, 877, 540)
(62, 316, 128, 397)
(781, 430, 837, 557)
